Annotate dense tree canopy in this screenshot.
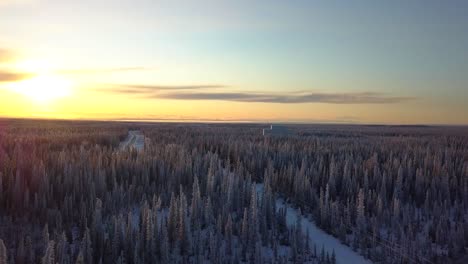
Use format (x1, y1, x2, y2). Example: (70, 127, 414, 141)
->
(0, 119, 466, 263)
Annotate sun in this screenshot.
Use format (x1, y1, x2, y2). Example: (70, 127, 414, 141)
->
(8, 59, 74, 103)
(10, 74, 73, 103)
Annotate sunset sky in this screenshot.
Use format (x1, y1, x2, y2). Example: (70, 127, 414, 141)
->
(1, 0, 467, 124)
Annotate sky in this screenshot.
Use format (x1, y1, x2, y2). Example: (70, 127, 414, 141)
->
(0, 0, 467, 124)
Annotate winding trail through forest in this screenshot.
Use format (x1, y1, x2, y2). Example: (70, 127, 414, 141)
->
(117, 131, 370, 263)
(257, 184, 371, 264)
(119, 130, 145, 151)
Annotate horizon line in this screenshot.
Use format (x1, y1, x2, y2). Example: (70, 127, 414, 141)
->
(0, 116, 467, 127)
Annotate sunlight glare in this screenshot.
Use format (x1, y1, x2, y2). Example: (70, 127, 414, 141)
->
(9, 74, 73, 103)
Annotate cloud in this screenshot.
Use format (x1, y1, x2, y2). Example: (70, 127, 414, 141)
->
(0, 70, 33, 83)
(58, 67, 149, 75)
(94, 83, 414, 104)
(93, 84, 227, 94)
(0, 48, 31, 83)
(123, 84, 227, 90)
(155, 91, 413, 104)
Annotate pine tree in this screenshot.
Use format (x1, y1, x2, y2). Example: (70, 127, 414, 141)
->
(331, 249, 336, 264)
(16, 236, 25, 264)
(25, 236, 34, 264)
(241, 208, 249, 259)
(82, 227, 93, 263)
(249, 185, 259, 251)
(320, 245, 325, 263)
(0, 239, 7, 264)
(191, 176, 202, 229)
(41, 241, 55, 264)
(356, 188, 365, 229)
(225, 214, 233, 256)
(42, 224, 50, 254)
(167, 192, 178, 245)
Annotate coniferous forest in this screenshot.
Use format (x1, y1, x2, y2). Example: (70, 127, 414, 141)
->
(0, 119, 467, 264)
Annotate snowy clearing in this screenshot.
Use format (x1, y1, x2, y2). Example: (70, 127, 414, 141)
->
(119, 130, 145, 151)
(257, 184, 372, 264)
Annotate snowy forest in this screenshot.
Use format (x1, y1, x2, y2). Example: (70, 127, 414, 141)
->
(0, 119, 467, 264)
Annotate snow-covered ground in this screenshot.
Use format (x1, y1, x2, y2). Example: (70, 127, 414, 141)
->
(119, 130, 145, 151)
(256, 184, 372, 264)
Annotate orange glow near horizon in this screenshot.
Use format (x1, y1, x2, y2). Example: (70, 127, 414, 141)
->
(1, 56, 465, 124)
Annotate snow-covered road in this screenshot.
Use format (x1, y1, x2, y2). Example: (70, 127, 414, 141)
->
(257, 184, 371, 264)
(119, 130, 145, 151)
